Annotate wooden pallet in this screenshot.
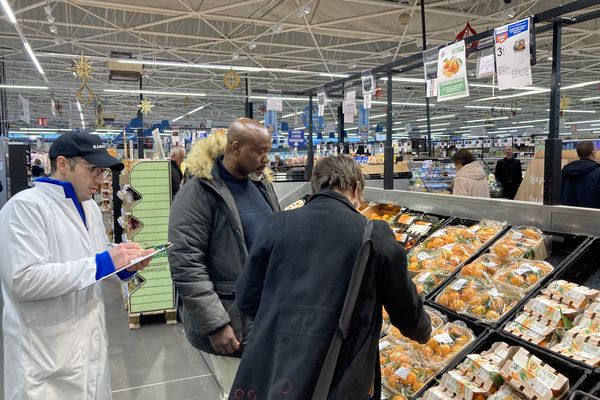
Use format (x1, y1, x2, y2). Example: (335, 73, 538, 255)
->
(128, 309, 177, 329)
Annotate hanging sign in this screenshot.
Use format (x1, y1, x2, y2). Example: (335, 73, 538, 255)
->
(264, 108, 279, 149)
(287, 129, 306, 147)
(317, 88, 327, 117)
(361, 70, 375, 109)
(476, 47, 496, 79)
(343, 87, 356, 116)
(437, 40, 470, 102)
(37, 117, 48, 127)
(266, 90, 283, 112)
(494, 17, 533, 90)
(358, 106, 369, 141)
(19, 95, 30, 123)
(423, 47, 439, 98)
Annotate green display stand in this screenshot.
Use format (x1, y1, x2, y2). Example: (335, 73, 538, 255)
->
(120, 160, 176, 328)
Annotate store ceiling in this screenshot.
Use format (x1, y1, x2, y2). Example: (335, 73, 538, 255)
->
(1, 0, 599, 137)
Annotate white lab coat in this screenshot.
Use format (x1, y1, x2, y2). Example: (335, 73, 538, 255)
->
(0, 182, 113, 400)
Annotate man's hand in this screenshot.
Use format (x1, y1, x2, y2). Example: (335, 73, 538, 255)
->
(208, 324, 240, 355)
(108, 242, 153, 271)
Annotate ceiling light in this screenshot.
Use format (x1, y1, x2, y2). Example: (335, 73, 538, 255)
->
(371, 100, 432, 107)
(24, 42, 45, 76)
(349, 63, 357, 69)
(272, 23, 283, 33)
(49, 24, 57, 33)
(499, 125, 534, 129)
(1, 0, 17, 23)
(18, 127, 71, 132)
(297, 4, 311, 17)
(281, 111, 303, 118)
(43, 4, 52, 14)
(251, 95, 331, 102)
(248, 41, 257, 50)
(565, 119, 600, 125)
(466, 116, 509, 123)
(53, 37, 60, 45)
(103, 89, 206, 97)
(582, 96, 600, 102)
(381, 49, 392, 58)
(172, 102, 211, 123)
(380, 77, 425, 83)
(0, 84, 49, 90)
(416, 114, 455, 122)
(546, 109, 596, 114)
(562, 80, 600, 90)
(465, 105, 522, 111)
(76, 101, 82, 112)
(515, 119, 548, 124)
(459, 124, 495, 129)
(117, 59, 262, 72)
(319, 73, 350, 78)
(231, 51, 240, 61)
(475, 89, 550, 102)
(417, 122, 451, 128)
(469, 83, 499, 89)
(46, 14, 55, 23)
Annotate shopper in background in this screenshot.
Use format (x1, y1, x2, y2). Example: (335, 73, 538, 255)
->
(494, 147, 523, 199)
(273, 153, 285, 169)
(31, 158, 45, 178)
(230, 155, 432, 400)
(0, 132, 153, 400)
(451, 149, 490, 198)
(561, 141, 600, 209)
(170, 146, 186, 199)
(168, 118, 280, 400)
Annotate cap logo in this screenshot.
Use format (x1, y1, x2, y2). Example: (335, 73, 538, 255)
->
(93, 144, 106, 149)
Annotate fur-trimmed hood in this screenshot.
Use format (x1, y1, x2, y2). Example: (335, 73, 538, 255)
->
(185, 130, 272, 181)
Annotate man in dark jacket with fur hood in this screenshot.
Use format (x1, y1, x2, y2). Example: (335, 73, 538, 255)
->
(230, 155, 431, 400)
(561, 141, 600, 209)
(168, 118, 280, 399)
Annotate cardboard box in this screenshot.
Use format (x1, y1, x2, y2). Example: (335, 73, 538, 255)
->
(423, 386, 457, 400)
(458, 354, 504, 392)
(542, 280, 599, 310)
(504, 312, 556, 346)
(488, 384, 527, 400)
(440, 370, 489, 400)
(524, 296, 579, 326)
(499, 347, 569, 400)
(585, 301, 600, 318)
(552, 333, 600, 367)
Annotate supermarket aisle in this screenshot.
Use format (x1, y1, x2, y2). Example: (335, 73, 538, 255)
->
(0, 280, 222, 400)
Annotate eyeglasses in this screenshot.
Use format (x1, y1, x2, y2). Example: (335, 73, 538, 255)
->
(68, 158, 109, 177)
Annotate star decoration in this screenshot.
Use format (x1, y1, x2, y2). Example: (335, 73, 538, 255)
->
(72, 52, 94, 82)
(560, 96, 571, 111)
(138, 99, 154, 115)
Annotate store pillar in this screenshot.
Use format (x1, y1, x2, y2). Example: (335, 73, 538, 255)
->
(306, 95, 314, 181)
(384, 70, 394, 190)
(543, 21, 563, 206)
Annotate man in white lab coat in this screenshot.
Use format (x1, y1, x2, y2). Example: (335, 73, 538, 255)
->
(0, 132, 153, 400)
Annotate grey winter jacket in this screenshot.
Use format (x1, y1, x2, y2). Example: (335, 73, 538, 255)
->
(168, 133, 280, 355)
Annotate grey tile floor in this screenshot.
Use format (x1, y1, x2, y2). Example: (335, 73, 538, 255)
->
(1, 280, 222, 400)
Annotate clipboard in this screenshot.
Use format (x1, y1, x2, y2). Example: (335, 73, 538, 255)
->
(79, 242, 173, 290)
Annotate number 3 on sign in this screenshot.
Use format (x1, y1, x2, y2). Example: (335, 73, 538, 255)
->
(497, 47, 504, 57)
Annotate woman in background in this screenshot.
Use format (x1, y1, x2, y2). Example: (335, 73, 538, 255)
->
(451, 149, 490, 198)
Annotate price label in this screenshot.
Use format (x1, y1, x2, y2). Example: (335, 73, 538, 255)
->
(394, 367, 411, 380)
(417, 252, 433, 261)
(567, 288, 586, 303)
(431, 230, 445, 238)
(483, 260, 498, 268)
(417, 272, 432, 283)
(379, 340, 391, 351)
(434, 333, 454, 344)
(451, 278, 468, 291)
(489, 288, 501, 297)
(512, 232, 524, 240)
(442, 244, 455, 251)
(514, 264, 534, 276)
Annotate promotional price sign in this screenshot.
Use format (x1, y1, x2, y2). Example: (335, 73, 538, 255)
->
(437, 41, 469, 102)
(494, 18, 533, 90)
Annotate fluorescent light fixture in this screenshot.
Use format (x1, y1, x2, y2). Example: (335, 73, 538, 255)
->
(380, 77, 425, 83)
(500, 125, 534, 129)
(319, 73, 350, 78)
(466, 116, 509, 123)
(0, 84, 49, 90)
(172, 103, 210, 122)
(469, 83, 498, 89)
(574, 128, 600, 131)
(19, 127, 71, 131)
(545, 109, 596, 114)
(281, 111, 303, 118)
(24, 42, 45, 76)
(118, 59, 262, 73)
(465, 105, 522, 111)
(0, 0, 17, 23)
(487, 131, 505, 134)
(416, 114, 455, 122)
(475, 89, 549, 102)
(417, 122, 451, 128)
(562, 80, 600, 90)
(565, 119, 600, 125)
(459, 124, 495, 129)
(582, 96, 600, 102)
(515, 119, 548, 124)
(251, 95, 331, 102)
(104, 89, 206, 97)
(370, 114, 388, 119)
(76, 101, 82, 112)
(371, 100, 431, 107)
(393, 121, 404, 125)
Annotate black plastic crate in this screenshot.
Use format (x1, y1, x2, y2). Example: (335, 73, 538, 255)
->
(577, 372, 600, 398)
(412, 330, 591, 399)
(498, 237, 598, 371)
(426, 231, 591, 330)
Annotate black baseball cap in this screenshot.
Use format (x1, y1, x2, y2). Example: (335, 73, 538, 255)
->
(49, 132, 124, 171)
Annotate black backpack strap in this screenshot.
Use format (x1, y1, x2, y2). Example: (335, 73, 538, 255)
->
(311, 220, 375, 400)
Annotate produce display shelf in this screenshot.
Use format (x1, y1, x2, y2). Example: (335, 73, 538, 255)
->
(499, 237, 600, 372)
(578, 375, 600, 398)
(413, 331, 592, 400)
(426, 231, 591, 330)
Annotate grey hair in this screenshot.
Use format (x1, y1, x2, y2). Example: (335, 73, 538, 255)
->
(170, 146, 185, 158)
(311, 155, 365, 195)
